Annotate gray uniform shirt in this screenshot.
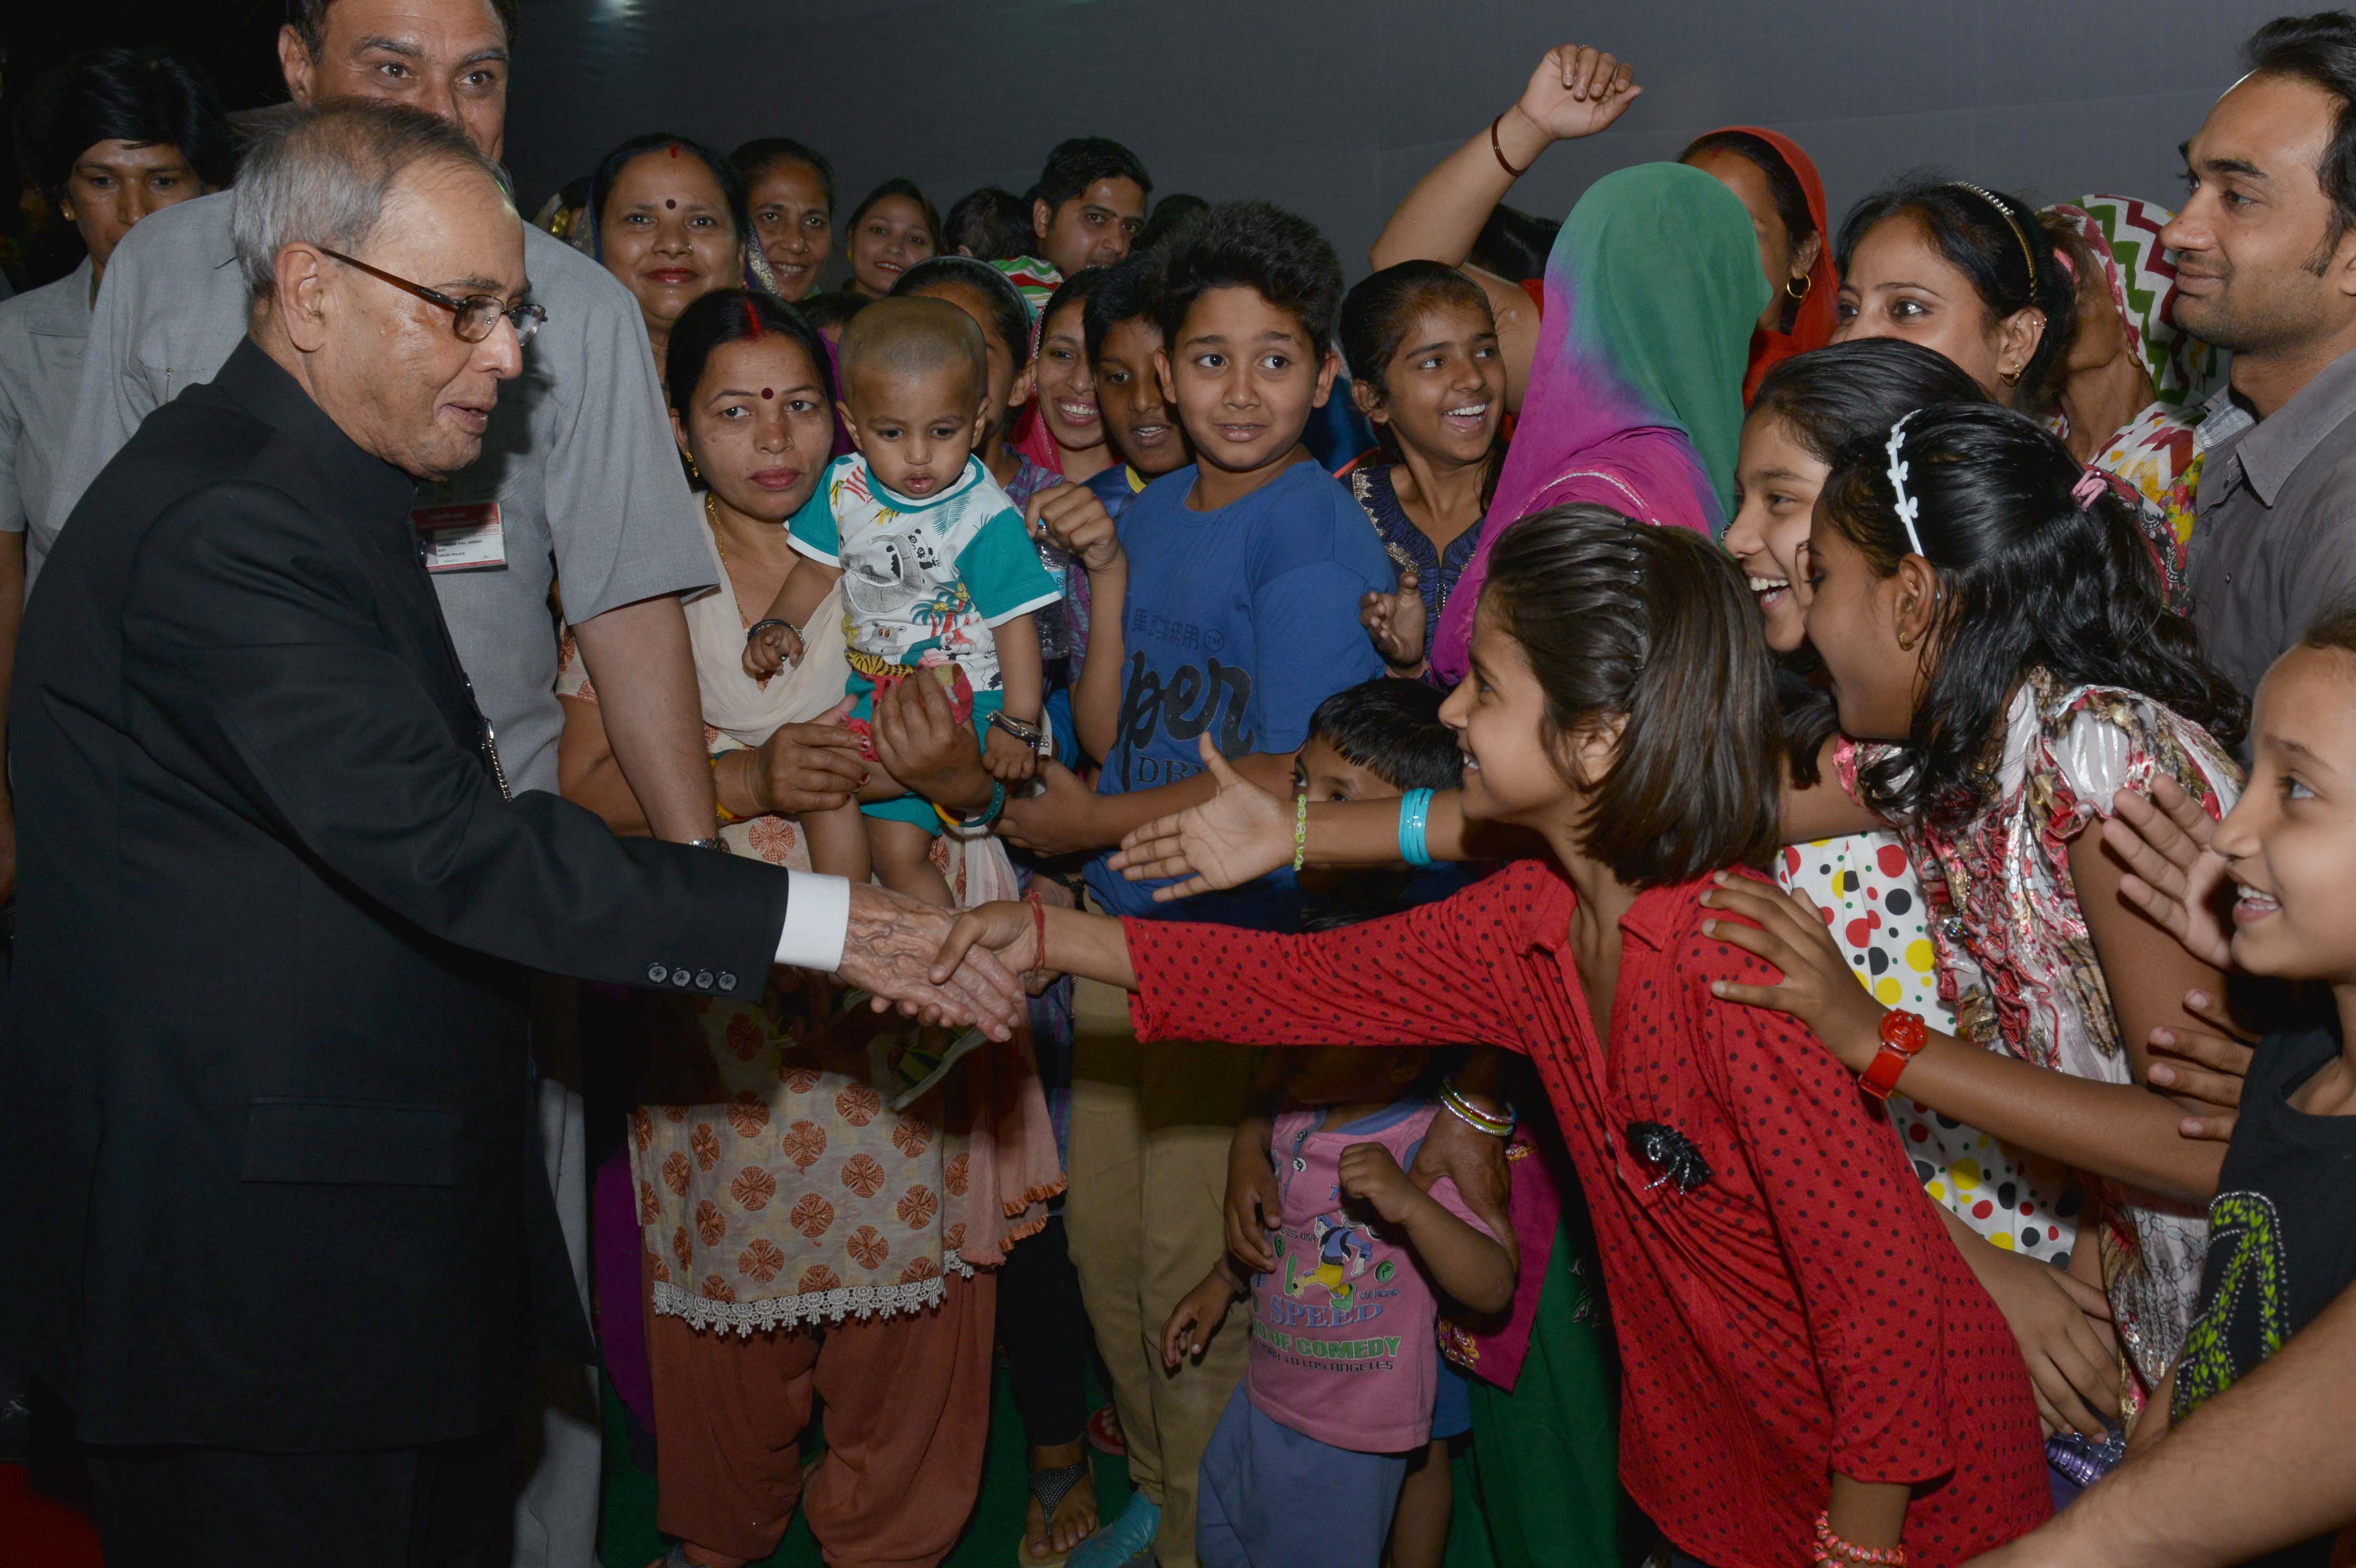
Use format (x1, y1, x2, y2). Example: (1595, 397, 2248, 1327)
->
(0, 257, 94, 538)
(2187, 347, 2356, 702)
(43, 190, 716, 793)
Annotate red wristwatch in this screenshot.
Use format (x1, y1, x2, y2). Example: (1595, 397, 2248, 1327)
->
(1858, 1009, 1928, 1101)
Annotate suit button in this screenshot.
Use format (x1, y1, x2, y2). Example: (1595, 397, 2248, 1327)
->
(671, 967, 691, 987)
(717, 972, 737, 992)
(646, 964, 669, 984)
(695, 970, 714, 989)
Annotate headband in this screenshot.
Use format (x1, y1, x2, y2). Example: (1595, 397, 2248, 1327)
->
(1946, 182, 2039, 293)
(1884, 411, 1928, 559)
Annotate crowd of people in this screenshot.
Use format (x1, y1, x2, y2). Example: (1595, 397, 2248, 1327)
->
(10, 4, 2356, 1568)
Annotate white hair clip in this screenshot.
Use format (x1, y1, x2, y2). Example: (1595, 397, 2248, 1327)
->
(1884, 411, 1928, 559)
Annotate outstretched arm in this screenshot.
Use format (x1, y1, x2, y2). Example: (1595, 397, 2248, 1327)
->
(1965, 1278, 2356, 1568)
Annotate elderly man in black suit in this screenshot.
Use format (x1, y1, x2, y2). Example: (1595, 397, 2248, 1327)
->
(0, 100, 1022, 1566)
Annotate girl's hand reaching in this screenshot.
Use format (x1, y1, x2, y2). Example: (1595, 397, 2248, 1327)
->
(2101, 779, 2233, 969)
(931, 900, 1047, 989)
(1361, 573, 1428, 672)
(1162, 1265, 1241, 1370)
(1110, 734, 1294, 899)
(2147, 987, 2256, 1142)
(1698, 872, 1887, 1072)
(1514, 44, 1643, 142)
(1973, 1245, 2124, 1439)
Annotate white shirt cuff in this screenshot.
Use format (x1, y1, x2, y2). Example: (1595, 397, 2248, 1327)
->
(773, 870, 851, 972)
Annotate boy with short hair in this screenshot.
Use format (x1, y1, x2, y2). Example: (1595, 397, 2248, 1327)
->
(1042, 201, 1398, 1568)
(1081, 254, 1192, 517)
(746, 296, 1058, 905)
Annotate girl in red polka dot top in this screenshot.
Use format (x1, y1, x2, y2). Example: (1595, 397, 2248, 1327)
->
(935, 506, 2050, 1568)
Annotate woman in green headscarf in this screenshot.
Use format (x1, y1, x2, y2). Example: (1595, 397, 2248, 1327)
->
(1430, 162, 1768, 685)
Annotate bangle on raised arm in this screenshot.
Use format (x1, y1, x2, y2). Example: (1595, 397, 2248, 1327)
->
(709, 752, 742, 825)
(1489, 112, 1532, 177)
(1292, 789, 1309, 873)
(1397, 788, 1436, 868)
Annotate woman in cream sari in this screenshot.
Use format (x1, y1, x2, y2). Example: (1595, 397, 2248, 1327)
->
(558, 288, 1056, 1568)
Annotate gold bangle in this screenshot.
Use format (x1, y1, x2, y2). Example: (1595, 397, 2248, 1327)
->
(710, 751, 743, 825)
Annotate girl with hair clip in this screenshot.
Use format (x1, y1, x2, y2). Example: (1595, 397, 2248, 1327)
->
(938, 508, 2052, 1568)
(1727, 342, 2127, 1450)
(1706, 403, 2251, 1466)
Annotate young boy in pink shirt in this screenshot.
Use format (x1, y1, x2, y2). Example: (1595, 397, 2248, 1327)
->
(1162, 1047, 1513, 1568)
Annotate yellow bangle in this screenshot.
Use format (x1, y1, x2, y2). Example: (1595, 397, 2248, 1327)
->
(710, 752, 742, 825)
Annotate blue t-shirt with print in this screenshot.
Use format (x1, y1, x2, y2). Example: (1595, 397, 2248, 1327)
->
(1083, 459, 1395, 928)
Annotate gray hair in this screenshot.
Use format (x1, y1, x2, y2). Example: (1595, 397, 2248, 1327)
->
(232, 100, 512, 303)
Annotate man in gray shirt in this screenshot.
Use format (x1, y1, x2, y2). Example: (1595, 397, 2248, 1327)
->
(46, 0, 716, 834)
(2174, 15, 2356, 700)
(39, 1, 719, 1562)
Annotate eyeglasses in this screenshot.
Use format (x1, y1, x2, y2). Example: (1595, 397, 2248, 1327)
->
(319, 247, 547, 345)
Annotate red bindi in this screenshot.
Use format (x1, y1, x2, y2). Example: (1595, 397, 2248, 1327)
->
(667, 144, 678, 158)
(665, 198, 676, 209)
(761, 388, 775, 400)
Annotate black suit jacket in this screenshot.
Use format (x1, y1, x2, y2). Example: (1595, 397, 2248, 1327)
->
(0, 341, 791, 1450)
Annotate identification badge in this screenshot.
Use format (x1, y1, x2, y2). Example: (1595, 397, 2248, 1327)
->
(411, 502, 507, 573)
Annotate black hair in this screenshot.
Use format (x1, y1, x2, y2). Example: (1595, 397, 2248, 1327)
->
(942, 186, 1036, 262)
(891, 254, 1035, 371)
(1819, 402, 2245, 828)
(1681, 130, 1816, 261)
(730, 136, 836, 216)
(1307, 678, 1463, 794)
(1081, 252, 1163, 363)
(1135, 192, 1210, 255)
(1835, 178, 2078, 412)
(2246, 12, 2356, 256)
(1154, 199, 1345, 354)
(1482, 505, 1783, 886)
(801, 290, 870, 335)
(662, 290, 836, 474)
(1464, 203, 1560, 282)
(15, 47, 236, 207)
(1038, 266, 1114, 339)
(1034, 135, 1153, 218)
(286, 0, 518, 55)
(589, 132, 747, 248)
(845, 177, 941, 250)
(1340, 260, 1495, 398)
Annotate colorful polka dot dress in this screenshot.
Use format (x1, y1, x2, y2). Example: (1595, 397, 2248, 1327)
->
(1778, 832, 2082, 1267)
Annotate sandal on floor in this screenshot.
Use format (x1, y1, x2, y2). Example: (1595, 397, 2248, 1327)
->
(1016, 1460, 1091, 1567)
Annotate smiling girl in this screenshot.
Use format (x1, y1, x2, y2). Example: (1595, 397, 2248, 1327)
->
(843, 178, 940, 298)
(1708, 403, 2247, 1430)
(939, 508, 2051, 1568)
(1339, 261, 1506, 678)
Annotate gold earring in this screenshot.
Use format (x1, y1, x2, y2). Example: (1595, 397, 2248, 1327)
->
(1785, 274, 1811, 302)
(1998, 366, 2023, 386)
(1897, 631, 1915, 651)
(684, 452, 702, 484)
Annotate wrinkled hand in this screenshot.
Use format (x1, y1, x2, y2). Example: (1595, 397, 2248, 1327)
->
(1409, 1105, 1516, 1273)
(929, 898, 1048, 990)
(1339, 1142, 1423, 1224)
(1977, 1246, 2123, 1439)
(1028, 484, 1124, 574)
(984, 723, 1041, 784)
(871, 672, 993, 815)
(1109, 734, 1293, 899)
(746, 698, 868, 817)
(1515, 43, 1642, 142)
(1225, 1117, 1280, 1274)
(1361, 573, 1427, 671)
(2101, 780, 2232, 969)
(742, 621, 803, 679)
(2147, 987, 2256, 1143)
(1698, 872, 1887, 1073)
(996, 759, 1106, 856)
(1161, 1270, 1237, 1371)
(834, 884, 1025, 1039)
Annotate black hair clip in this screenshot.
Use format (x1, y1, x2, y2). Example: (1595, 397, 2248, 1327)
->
(1625, 1121, 1712, 1194)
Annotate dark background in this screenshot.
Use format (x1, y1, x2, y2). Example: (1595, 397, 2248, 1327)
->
(0, 0, 2305, 292)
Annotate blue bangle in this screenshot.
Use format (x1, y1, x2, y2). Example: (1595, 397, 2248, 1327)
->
(1397, 788, 1435, 868)
(933, 779, 1006, 831)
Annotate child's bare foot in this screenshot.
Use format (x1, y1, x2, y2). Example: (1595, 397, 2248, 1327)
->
(1021, 1441, 1097, 1564)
